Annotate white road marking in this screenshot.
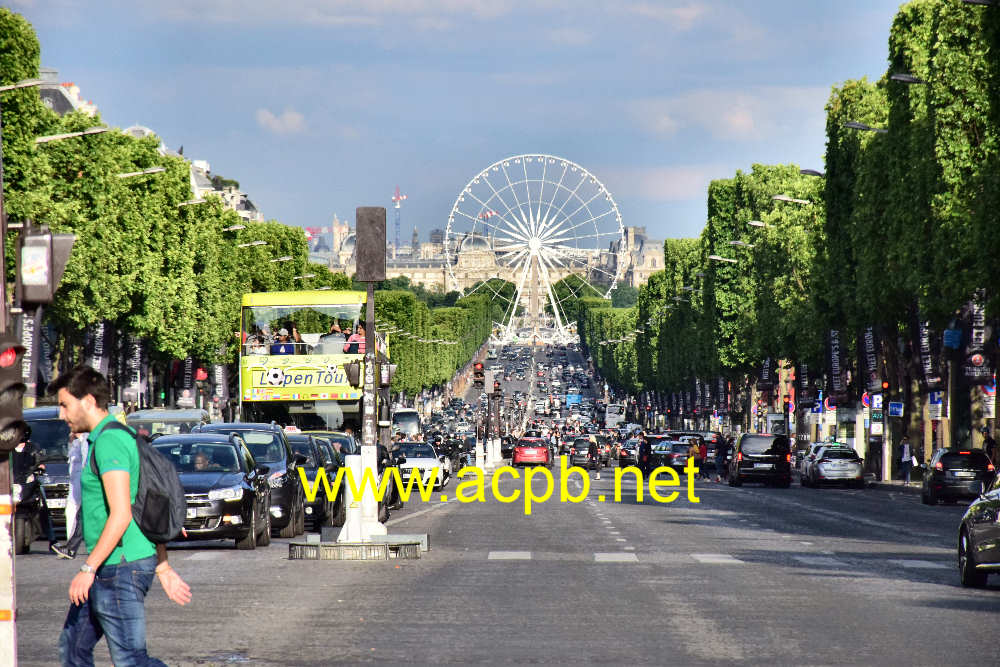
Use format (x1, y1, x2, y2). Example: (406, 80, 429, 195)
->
(794, 555, 847, 568)
(595, 552, 639, 562)
(889, 559, 948, 569)
(184, 552, 224, 561)
(488, 551, 532, 560)
(624, 546, 635, 551)
(691, 553, 744, 565)
(616, 538, 627, 542)
(799, 541, 813, 546)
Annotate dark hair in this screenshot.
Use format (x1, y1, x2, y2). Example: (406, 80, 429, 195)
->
(49, 365, 111, 410)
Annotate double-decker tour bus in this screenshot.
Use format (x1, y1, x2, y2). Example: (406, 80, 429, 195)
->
(239, 290, 389, 430)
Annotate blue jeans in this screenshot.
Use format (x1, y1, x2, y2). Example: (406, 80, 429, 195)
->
(59, 555, 167, 667)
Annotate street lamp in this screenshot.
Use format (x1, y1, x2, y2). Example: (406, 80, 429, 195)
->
(237, 240, 267, 248)
(843, 120, 887, 134)
(222, 224, 246, 231)
(269, 255, 294, 263)
(800, 169, 825, 177)
(728, 240, 755, 249)
(0, 79, 43, 93)
(35, 126, 109, 144)
(117, 166, 166, 179)
(772, 194, 812, 206)
(292, 273, 316, 280)
(179, 199, 206, 207)
(748, 220, 772, 228)
(708, 254, 738, 264)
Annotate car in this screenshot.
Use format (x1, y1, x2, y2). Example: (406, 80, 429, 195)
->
(501, 437, 517, 459)
(126, 408, 212, 437)
(728, 434, 792, 487)
(24, 407, 72, 539)
(651, 440, 691, 471)
(958, 475, 1000, 587)
(396, 441, 449, 489)
(286, 433, 344, 529)
(799, 442, 853, 486)
(569, 438, 594, 467)
(922, 448, 996, 505)
(196, 423, 306, 537)
(804, 446, 864, 488)
(512, 437, 552, 467)
(153, 433, 272, 549)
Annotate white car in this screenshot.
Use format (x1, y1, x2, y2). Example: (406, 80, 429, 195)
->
(396, 441, 450, 489)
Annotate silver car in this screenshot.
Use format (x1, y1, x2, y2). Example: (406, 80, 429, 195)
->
(805, 446, 864, 488)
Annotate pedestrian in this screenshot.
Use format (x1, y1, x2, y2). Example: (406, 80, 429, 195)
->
(11, 430, 58, 554)
(698, 438, 709, 480)
(588, 435, 601, 480)
(688, 438, 702, 480)
(344, 322, 366, 354)
(714, 437, 730, 483)
(53, 365, 191, 667)
(983, 427, 997, 464)
(899, 434, 913, 485)
(638, 431, 652, 476)
(51, 431, 90, 559)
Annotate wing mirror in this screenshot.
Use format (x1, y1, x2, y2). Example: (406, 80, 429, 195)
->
(256, 465, 270, 476)
(293, 453, 308, 466)
(395, 455, 406, 465)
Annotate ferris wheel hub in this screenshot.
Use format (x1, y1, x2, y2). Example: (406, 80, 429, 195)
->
(528, 236, 542, 253)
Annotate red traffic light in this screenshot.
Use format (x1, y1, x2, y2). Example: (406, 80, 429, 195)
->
(0, 347, 17, 368)
(474, 363, 483, 371)
(881, 380, 889, 390)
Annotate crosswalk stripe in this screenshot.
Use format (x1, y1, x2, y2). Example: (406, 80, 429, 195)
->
(595, 552, 639, 563)
(889, 559, 948, 569)
(794, 555, 847, 568)
(691, 553, 744, 565)
(488, 551, 532, 560)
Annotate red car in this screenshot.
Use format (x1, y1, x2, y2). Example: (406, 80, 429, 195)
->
(512, 437, 552, 468)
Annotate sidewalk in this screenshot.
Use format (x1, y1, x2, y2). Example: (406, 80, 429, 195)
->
(866, 475, 921, 495)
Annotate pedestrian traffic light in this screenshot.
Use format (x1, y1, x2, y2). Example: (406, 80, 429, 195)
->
(782, 395, 790, 410)
(342, 360, 361, 388)
(0, 336, 26, 452)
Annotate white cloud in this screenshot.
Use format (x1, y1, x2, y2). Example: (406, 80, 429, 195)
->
(629, 86, 829, 142)
(548, 27, 592, 46)
(601, 164, 728, 202)
(624, 2, 707, 30)
(255, 108, 306, 135)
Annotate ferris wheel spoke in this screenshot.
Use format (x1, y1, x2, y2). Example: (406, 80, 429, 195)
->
(478, 175, 535, 241)
(540, 161, 569, 232)
(461, 190, 529, 242)
(539, 189, 608, 242)
(542, 212, 619, 244)
(534, 170, 591, 242)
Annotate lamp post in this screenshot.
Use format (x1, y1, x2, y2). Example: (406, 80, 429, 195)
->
(708, 254, 738, 264)
(843, 120, 887, 134)
(34, 126, 109, 144)
(117, 166, 166, 179)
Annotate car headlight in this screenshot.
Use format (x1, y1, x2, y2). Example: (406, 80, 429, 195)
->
(12, 483, 21, 503)
(209, 486, 244, 501)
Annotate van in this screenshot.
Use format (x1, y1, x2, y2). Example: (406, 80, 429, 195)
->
(392, 408, 422, 437)
(728, 433, 792, 488)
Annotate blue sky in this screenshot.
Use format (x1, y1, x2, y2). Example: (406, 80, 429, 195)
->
(18, 0, 902, 243)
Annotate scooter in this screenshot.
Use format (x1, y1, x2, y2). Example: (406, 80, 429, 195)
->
(13, 463, 49, 554)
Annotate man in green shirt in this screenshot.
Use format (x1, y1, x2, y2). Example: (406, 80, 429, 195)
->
(53, 366, 191, 666)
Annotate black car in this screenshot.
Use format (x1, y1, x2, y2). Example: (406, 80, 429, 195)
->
(25, 407, 72, 539)
(286, 434, 344, 529)
(922, 448, 996, 505)
(153, 434, 272, 549)
(958, 474, 1000, 587)
(196, 423, 306, 538)
(728, 434, 792, 487)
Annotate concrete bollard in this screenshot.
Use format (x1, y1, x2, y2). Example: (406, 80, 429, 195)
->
(337, 454, 363, 543)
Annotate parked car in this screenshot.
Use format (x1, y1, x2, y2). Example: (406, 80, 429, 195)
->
(803, 446, 864, 488)
(922, 448, 996, 505)
(153, 433, 272, 549)
(728, 433, 792, 487)
(618, 438, 640, 466)
(196, 423, 306, 538)
(798, 443, 827, 482)
(957, 476, 1000, 587)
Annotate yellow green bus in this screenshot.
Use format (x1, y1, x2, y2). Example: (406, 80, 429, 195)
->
(239, 290, 388, 430)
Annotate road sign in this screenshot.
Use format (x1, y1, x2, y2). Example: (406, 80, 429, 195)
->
(871, 409, 883, 422)
(871, 393, 883, 410)
(929, 390, 943, 420)
(888, 402, 904, 417)
(811, 390, 823, 413)
(861, 392, 870, 408)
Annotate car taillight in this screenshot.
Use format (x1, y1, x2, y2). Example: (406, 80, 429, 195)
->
(570, 448, 576, 454)
(785, 453, 791, 463)
(959, 451, 971, 455)
(737, 452, 743, 462)
(934, 461, 943, 471)
(988, 463, 995, 472)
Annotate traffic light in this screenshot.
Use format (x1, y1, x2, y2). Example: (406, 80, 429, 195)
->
(0, 336, 26, 451)
(473, 362, 485, 387)
(782, 395, 791, 410)
(881, 380, 890, 391)
(342, 360, 361, 388)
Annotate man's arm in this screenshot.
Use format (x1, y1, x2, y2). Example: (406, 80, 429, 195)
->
(69, 469, 132, 605)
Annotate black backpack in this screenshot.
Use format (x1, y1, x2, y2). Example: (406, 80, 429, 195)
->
(89, 421, 187, 544)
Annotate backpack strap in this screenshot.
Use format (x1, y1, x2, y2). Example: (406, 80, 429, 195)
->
(89, 420, 137, 477)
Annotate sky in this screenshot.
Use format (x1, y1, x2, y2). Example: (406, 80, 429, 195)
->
(16, 0, 903, 244)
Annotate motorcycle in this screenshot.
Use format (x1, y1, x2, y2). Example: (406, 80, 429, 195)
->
(13, 462, 49, 554)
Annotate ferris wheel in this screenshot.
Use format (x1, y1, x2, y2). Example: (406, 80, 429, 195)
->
(445, 154, 626, 344)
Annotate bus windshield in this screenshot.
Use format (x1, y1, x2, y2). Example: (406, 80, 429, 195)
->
(243, 303, 363, 355)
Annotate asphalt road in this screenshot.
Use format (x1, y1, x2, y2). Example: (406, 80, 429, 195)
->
(14, 346, 999, 665)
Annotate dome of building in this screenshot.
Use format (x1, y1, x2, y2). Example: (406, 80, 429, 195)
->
(340, 233, 356, 252)
(460, 234, 492, 253)
(123, 125, 156, 139)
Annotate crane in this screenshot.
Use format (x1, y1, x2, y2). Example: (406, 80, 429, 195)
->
(392, 186, 407, 257)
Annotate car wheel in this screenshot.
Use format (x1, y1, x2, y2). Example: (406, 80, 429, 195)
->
(296, 497, 306, 535)
(13, 516, 31, 555)
(378, 501, 389, 523)
(278, 506, 297, 538)
(236, 507, 257, 550)
(777, 479, 790, 489)
(959, 529, 988, 588)
(732, 475, 743, 487)
(258, 508, 271, 547)
(927, 489, 938, 506)
(331, 489, 347, 527)
(800, 475, 808, 487)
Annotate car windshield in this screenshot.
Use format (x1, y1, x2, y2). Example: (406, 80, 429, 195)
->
(236, 431, 286, 462)
(518, 439, 545, 447)
(822, 449, 859, 460)
(288, 439, 317, 466)
(26, 418, 71, 461)
(671, 443, 691, 453)
(154, 443, 242, 473)
(741, 435, 790, 455)
(128, 420, 198, 437)
(397, 443, 436, 458)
